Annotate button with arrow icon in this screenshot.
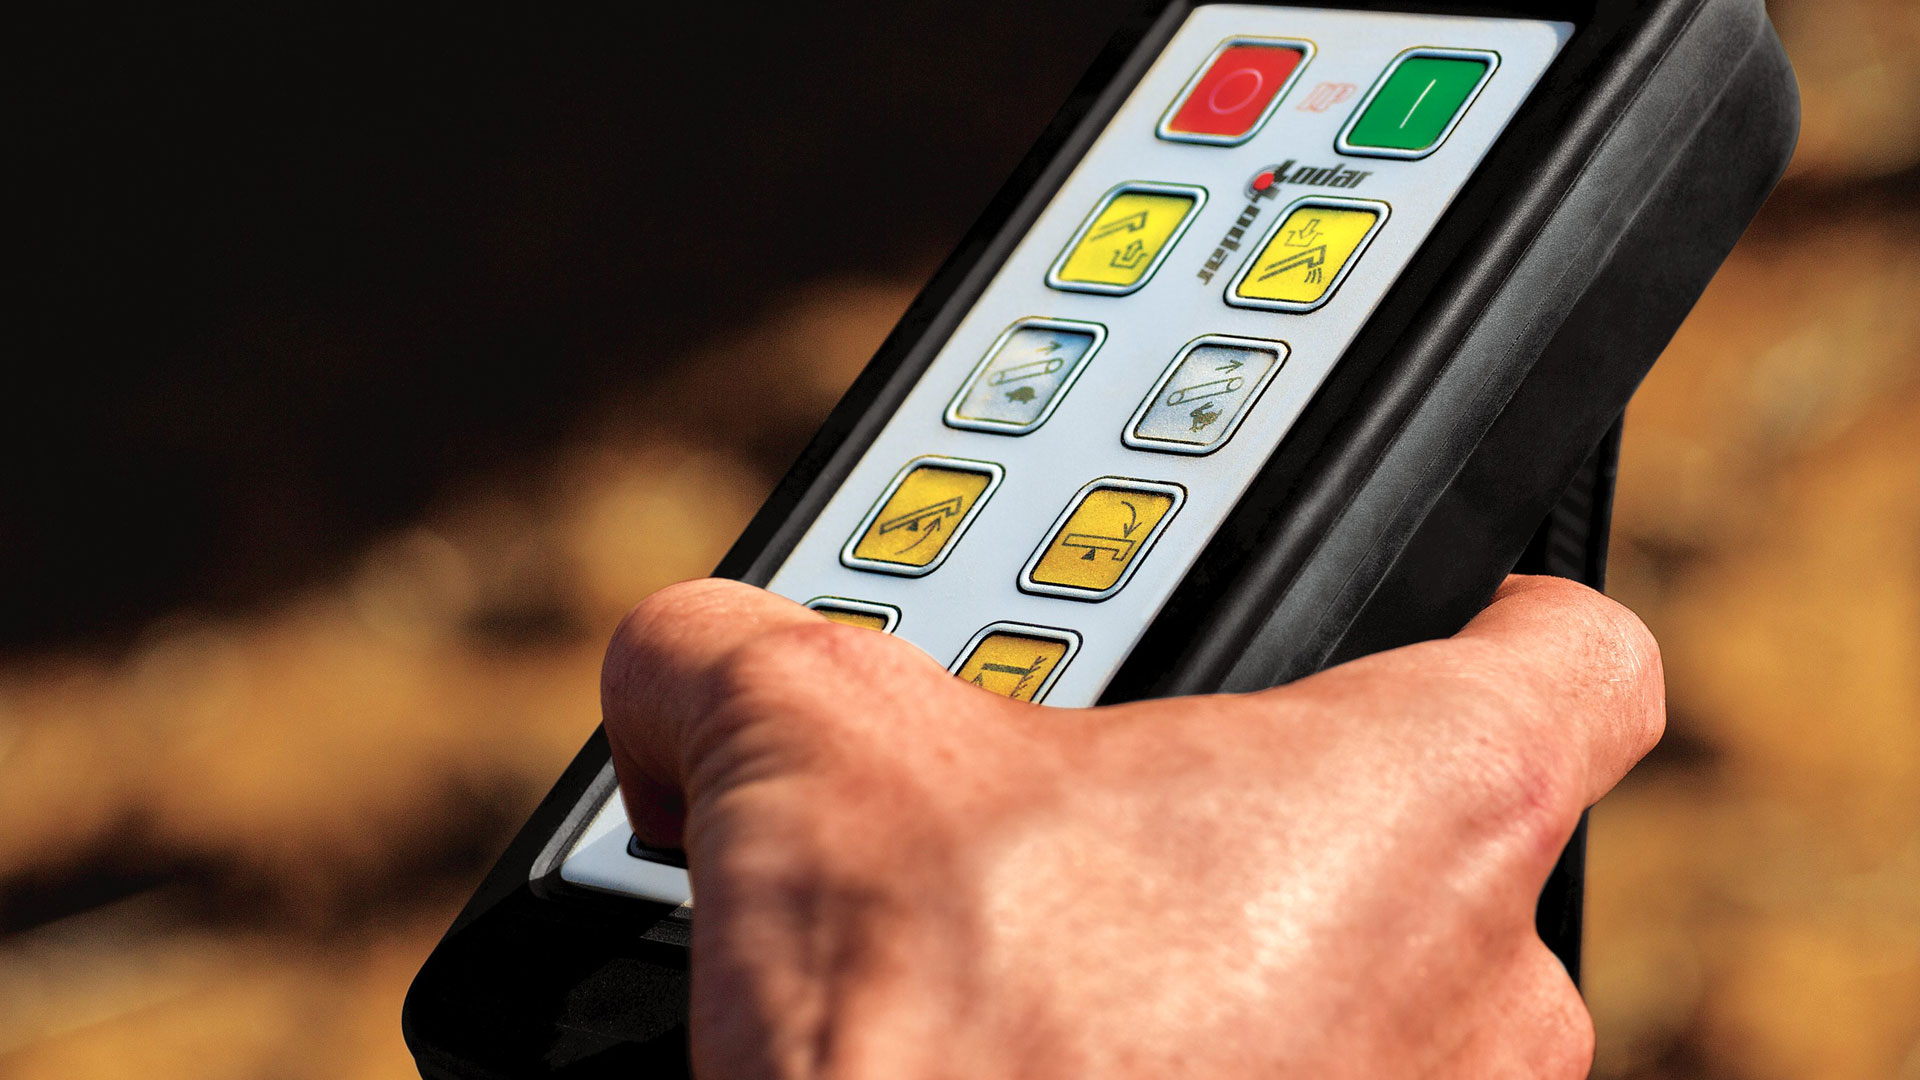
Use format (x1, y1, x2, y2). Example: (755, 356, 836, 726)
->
(946, 318, 1106, 435)
(842, 457, 1004, 576)
(1047, 182, 1207, 295)
(1227, 197, 1389, 312)
(1021, 479, 1185, 600)
(950, 623, 1080, 703)
(1125, 335, 1289, 454)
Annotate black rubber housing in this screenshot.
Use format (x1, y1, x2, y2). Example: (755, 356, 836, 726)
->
(404, 1, 1797, 1074)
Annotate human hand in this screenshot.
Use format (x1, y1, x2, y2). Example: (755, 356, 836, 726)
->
(601, 575, 1663, 1079)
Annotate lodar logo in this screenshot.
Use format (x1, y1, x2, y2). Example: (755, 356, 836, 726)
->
(1195, 163, 1377, 284)
(1253, 159, 1375, 191)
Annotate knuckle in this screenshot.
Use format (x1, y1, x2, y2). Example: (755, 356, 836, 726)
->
(1528, 575, 1665, 712)
(1583, 593, 1668, 750)
(685, 624, 895, 786)
(1496, 575, 1669, 773)
(1535, 579, 1669, 770)
(603, 579, 816, 734)
(601, 607, 659, 715)
(1493, 573, 1597, 619)
(1563, 580, 1658, 676)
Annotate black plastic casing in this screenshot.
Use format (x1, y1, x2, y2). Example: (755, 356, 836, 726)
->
(404, 1, 1798, 1075)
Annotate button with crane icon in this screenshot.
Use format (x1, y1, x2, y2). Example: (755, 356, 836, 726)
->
(841, 457, 1004, 576)
(1226, 196, 1388, 312)
(950, 623, 1081, 703)
(1020, 479, 1185, 600)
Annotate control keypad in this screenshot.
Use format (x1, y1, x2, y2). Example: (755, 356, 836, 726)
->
(765, 5, 1569, 713)
(564, 3, 1575, 903)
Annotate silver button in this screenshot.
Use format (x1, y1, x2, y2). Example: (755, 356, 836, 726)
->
(1124, 335, 1288, 454)
(945, 318, 1105, 435)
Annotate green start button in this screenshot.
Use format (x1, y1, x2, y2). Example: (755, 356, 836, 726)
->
(1340, 50, 1498, 159)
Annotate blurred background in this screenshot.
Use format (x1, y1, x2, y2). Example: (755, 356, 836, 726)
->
(3, 1, 1915, 1076)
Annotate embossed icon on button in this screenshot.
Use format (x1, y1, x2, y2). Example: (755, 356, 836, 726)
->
(951, 624, 1080, 703)
(1227, 197, 1389, 312)
(1126, 336, 1289, 455)
(805, 597, 901, 633)
(1021, 480, 1184, 601)
(842, 458, 1003, 576)
(1337, 48, 1500, 160)
(947, 318, 1106, 435)
(1048, 182, 1207, 295)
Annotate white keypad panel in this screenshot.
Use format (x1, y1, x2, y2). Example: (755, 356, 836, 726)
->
(561, 4, 1572, 903)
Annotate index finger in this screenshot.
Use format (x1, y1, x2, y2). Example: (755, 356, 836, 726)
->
(1285, 574, 1666, 812)
(1454, 574, 1667, 806)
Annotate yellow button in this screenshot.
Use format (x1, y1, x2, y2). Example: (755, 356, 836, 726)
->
(1049, 184, 1205, 294)
(806, 598, 899, 633)
(953, 626, 1077, 702)
(843, 459, 1000, 575)
(1229, 199, 1387, 311)
(818, 608, 890, 631)
(1023, 481, 1183, 599)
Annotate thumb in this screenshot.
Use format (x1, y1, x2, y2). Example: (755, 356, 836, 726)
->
(600, 578, 820, 848)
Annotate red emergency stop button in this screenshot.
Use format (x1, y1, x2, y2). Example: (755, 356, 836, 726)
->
(1158, 37, 1313, 146)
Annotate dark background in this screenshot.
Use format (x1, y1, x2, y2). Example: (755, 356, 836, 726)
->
(5, 3, 1917, 1078)
(11, 1, 1121, 651)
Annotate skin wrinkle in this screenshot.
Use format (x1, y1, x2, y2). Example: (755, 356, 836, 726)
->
(601, 574, 1662, 1080)
(692, 676, 1028, 1077)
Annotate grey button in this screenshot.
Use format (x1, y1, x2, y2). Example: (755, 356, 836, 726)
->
(1124, 336, 1288, 454)
(946, 319, 1105, 435)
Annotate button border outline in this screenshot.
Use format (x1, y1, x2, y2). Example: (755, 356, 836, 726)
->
(1045, 181, 1210, 297)
(1223, 195, 1392, 314)
(1333, 46, 1503, 161)
(944, 316, 1110, 436)
(948, 621, 1083, 705)
(1155, 35, 1319, 147)
(1121, 333, 1292, 456)
(804, 596, 903, 634)
(839, 456, 1006, 578)
(1017, 477, 1188, 602)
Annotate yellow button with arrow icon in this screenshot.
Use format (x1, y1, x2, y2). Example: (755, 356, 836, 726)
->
(1023, 480, 1184, 599)
(953, 626, 1076, 702)
(1048, 183, 1206, 294)
(1229, 198, 1387, 311)
(844, 458, 1002, 575)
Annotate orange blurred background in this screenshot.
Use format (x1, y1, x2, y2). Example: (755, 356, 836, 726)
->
(3, 2, 1917, 1077)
